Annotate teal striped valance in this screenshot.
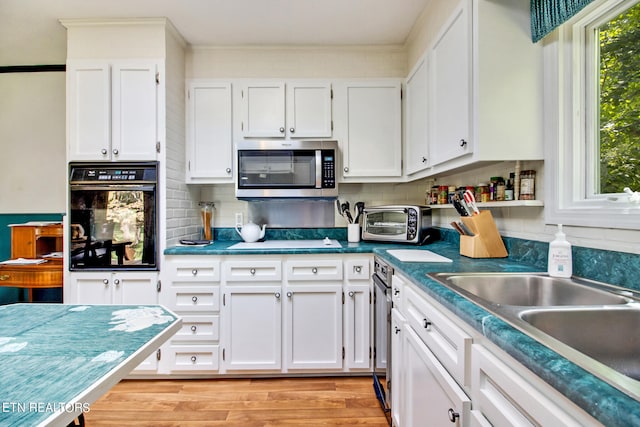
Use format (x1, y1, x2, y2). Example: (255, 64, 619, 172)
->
(531, 0, 596, 42)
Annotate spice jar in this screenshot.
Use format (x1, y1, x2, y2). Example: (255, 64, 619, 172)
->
(519, 170, 536, 200)
(430, 186, 439, 204)
(438, 186, 449, 205)
(476, 183, 490, 203)
(490, 176, 505, 201)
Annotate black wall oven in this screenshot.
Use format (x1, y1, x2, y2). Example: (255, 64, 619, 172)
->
(68, 162, 158, 271)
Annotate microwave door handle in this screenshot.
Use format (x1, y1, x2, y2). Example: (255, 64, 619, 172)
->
(315, 149, 322, 188)
(69, 184, 156, 192)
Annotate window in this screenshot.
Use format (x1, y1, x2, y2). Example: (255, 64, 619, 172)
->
(545, 0, 640, 229)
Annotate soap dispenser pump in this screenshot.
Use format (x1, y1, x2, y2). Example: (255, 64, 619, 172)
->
(548, 224, 572, 278)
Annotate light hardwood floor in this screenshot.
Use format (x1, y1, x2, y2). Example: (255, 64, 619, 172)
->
(85, 376, 391, 426)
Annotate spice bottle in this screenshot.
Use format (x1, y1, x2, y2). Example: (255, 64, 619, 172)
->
(519, 170, 536, 200)
(438, 186, 448, 205)
(504, 173, 515, 201)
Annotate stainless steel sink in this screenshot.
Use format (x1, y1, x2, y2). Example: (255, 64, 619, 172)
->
(427, 271, 640, 398)
(429, 272, 629, 306)
(520, 307, 640, 381)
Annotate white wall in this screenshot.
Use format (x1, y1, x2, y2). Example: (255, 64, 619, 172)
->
(0, 71, 66, 213)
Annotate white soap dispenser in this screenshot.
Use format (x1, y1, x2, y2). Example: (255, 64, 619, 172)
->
(548, 224, 572, 278)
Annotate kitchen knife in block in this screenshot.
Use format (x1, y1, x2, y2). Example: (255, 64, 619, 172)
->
(459, 210, 508, 258)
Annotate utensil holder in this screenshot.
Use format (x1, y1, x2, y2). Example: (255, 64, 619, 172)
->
(459, 210, 508, 258)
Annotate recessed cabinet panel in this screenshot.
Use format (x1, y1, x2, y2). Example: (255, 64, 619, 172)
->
(405, 56, 430, 175)
(429, 0, 472, 166)
(224, 260, 282, 282)
(168, 286, 220, 312)
(174, 315, 220, 342)
(242, 83, 286, 137)
(285, 259, 343, 281)
(286, 83, 332, 138)
(170, 345, 219, 372)
(166, 258, 221, 282)
(186, 82, 233, 181)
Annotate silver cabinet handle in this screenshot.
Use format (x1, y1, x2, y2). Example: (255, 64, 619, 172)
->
(113, 279, 120, 286)
(289, 127, 295, 133)
(101, 148, 108, 155)
(275, 292, 281, 299)
(112, 148, 119, 155)
(394, 326, 401, 334)
(226, 168, 232, 174)
(190, 325, 197, 332)
(311, 267, 318, 274)
(287, 291, 293, 298)
(448, 408, 460, 422)
(103, 279, 109, 285)
(192, 296, 198, 303)
(250, 268, 256, 275)
(421, 156, 427, 163)
(191, 355, 197, 363)
(344, 167, 349, 173)
(423, 318, 432, 329)
(394, 288, 400, 296)
(459, 139, 467, 147)
(348, 291, 355, 297)
(279, 127, 285, 133)
(354, 266, 362, 273)
(192, 269, 198, 276)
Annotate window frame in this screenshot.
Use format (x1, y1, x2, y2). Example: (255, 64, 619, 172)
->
(544, 0, 640, 230)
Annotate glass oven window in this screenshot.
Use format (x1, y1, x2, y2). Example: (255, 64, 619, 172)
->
(70, 188, 156, 269)
(365, 211, 407, 236)
(238, 150, 316, 188)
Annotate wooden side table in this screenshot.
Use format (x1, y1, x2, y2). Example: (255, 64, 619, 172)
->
(0, 222, 63, 302)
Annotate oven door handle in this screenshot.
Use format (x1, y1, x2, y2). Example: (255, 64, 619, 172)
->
(70, 184, 156, 191)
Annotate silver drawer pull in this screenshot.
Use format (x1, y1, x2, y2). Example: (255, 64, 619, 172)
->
(113, 279, 120, 286)
(191, 355, 197, 363)
(250, 268, 256, 275)
(312, 267, 318, 274)
(287, 291, 293, 298)
(192, 296, 198, 303)
(348, 291, 355, 297)
(190, 325, 197, 332)
(103, 279, 109, 285)
(354, 266, 362, 273)
(192, 269, 198, 276)
(423, 318, 432, 329)
(275, 292, 281, 299)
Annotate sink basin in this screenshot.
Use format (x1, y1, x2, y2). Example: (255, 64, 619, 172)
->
(520, 307, 640, 380)
(429, 273, 629, 306)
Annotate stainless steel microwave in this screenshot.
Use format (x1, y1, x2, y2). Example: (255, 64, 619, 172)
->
(362, 205, 433, 244)
(235, 140, 338, 199)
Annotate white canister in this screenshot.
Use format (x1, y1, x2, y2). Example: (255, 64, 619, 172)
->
(348, 224, 361, 243)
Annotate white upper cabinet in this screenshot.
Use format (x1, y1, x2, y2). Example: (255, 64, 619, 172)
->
(334, 80, 403, 181)
(405, 56, 430, 175)
(67, 60, 159, 161)
(428, 0, 472, 167)
(185, 81, 233, 183)
(241, 81, 332, 138)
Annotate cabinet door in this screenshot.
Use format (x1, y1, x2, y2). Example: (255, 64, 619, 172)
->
(284, 283, 343, 370)
(186, 81, 233, 182)
(112, 272, 159, 305)
(405, 56, 430, 175)
(429, 0, 472, 166)
(223, 285, 282, 370)
(69, 272, 112, 304)
(403, 326, 471, 427)
(111, 61, 158, 161)
(344, 284, 370, 370)
(286, 82, 332, 138)
(241, 82, 286, 137)
(391, 308, 406, 427)
(67, 61, 111, 161)
(340, 81, 402, 179)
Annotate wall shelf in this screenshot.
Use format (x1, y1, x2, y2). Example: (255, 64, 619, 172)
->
(429, 200, 544, 209)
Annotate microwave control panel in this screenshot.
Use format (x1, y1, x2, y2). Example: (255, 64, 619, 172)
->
(321, 150, 336, 188)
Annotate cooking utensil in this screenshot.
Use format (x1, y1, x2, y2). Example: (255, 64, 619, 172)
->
(451, 221, 465, 235)
(353, 201, 365, 223)
(341, 202, 353, 224)
(463, 190, 480, 215)
(452, 196, 469, 216)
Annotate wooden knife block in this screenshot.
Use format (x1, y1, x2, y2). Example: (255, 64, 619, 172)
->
(459, 210, 508, 258)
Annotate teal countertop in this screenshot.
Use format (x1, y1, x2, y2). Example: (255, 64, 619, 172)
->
(0, 304, 180, 426)
(164, 228, 640, 425)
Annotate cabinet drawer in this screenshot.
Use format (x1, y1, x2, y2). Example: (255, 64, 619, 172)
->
(173, 315, 220, 342)
(345, 258, 370, 281)
(286, 259, 343, 281)
(166, 286, 220, 312)
(404, 284, 472, 386)
(225, 260, 282, 282)
(169, 345, 219, 372)
(471, 345, 585, 427)
(166, 258, 221, 282)
(35, 226, 64, 237)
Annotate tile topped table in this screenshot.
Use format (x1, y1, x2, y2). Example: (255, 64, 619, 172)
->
(0, 304, 180, 427)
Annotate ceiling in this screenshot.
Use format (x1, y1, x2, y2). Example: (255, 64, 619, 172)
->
(1, 0, 432, 65)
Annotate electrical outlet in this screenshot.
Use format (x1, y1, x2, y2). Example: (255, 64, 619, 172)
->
(235, 212, 243, 225)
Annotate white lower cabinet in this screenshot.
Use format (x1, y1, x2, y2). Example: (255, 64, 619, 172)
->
(68, 271, 159, 305)
(343, 257, 372, 371)
(403, 325, 471, 427)
(161, 256, 222, 374)
(471, 344, 588, 427)
(391, 308, 406, 427)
